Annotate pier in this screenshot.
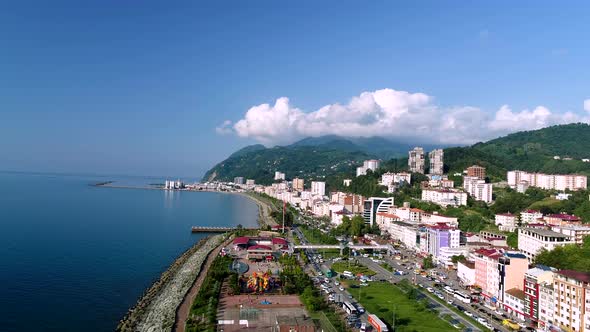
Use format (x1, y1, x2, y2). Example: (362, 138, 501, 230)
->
(191, 226, 257, 233)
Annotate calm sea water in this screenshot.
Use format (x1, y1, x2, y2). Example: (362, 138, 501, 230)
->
(0, 172, 258, 332)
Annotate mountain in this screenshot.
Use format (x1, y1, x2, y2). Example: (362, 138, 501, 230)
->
(204, 124, 590, 184)
(443, 123, 590, 181)
(202, 135, 432, 183)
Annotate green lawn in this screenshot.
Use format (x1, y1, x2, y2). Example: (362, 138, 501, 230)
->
(347, 281, 455, 332)
(331, 261, 376, 276)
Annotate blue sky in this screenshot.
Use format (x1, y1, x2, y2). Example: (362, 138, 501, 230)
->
(1, 1, 589, 177)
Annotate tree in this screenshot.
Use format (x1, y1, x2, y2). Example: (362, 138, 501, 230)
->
(422, 255, 435, 269)
(451, 255, 466, 264)
(574, 201, 590, 223)
(506, 231, 518, 248)
(350, 215, 365, 237)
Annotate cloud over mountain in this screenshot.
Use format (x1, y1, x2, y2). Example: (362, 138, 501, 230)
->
(220, 88, 587, 146)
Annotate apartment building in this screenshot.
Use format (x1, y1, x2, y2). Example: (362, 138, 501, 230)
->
(310, 181, 326, 196)
(474, 248, 502, 301)
(521, 210, 544, 225)
(466, 165, 486, 180)
(498, 252, 529, 304)
(507, 171, 587, 191)
(274, 171, 286, 181)
(363, 197, 394, 226)
(553, 270, 590, 332)
(524, 267, 555, 325)
(233, 177, 244, 185)
(426, 224, 460, 259)
(495, 213, 518, 232)
(292, 178, 304, 191)
(518, 228, 574, 261)
(380, 172, 412, 186)
(421, 211, 459, 226)
(551, 225, 590, 244)
(408, 147, 425, 174)
(545, 213, 582, 227)
(463, 176, 493, 203)
(356, 159, 381, 176)
(539, 282, 556, 328)
(428, 149, 444, 175)
(421, 188, 467, 207)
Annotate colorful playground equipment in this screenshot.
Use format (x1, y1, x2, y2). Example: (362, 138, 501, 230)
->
(247, 272, 272, 293)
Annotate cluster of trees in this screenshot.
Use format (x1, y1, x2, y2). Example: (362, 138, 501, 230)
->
(422, 255, 435, 269)
(186, 255, 235, 332)
(278, 255, 323, 311)
(298, 224, 339, 245)
(332, 215, 379, 237)
(535, 236, 590, 272)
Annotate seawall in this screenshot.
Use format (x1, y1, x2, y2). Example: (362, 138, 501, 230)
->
(116, 235, 223, 332)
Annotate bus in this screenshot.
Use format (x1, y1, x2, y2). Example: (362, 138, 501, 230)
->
(342, 270, 354, 279)
(444, 286, 455, 295)
(453, 291, 472, 304)
(321, 266, 334, 278)
(343, 301, 358, 315)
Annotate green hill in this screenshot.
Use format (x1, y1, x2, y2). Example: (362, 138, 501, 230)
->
(204, 124, 590, 185)
(443, 123, 590, 181)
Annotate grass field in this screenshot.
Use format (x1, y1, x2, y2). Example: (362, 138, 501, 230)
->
(347, 281, 455, 332)
(331, 261, 376, 276)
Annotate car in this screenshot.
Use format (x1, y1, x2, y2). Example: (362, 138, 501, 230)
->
(437, 294, 444, 300)
(335, 281, 340, 286)
(360, 323, 367, 332)
(464, 311, 473, 317)
(348, 294, 353, 299)
(339, 286, 345, 291)
(427, 287, 434, 293)
(418, 283, 424, 288)
(447, 299, 453, 305)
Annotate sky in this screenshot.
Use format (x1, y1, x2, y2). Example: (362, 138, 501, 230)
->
(1, 1, 590, 178)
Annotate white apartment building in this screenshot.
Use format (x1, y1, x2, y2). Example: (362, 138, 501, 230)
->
(310, 181, 326, 196)
(495, 213, 518, 232)
(457, 260, 476, 286)
(518, 228, 574, 261)
(408, 147, 425, 174)
(421, 211, 459, 226)
(538, 282, 555, 328)
(521, 210, 543, 225)
(381, 172, 412, 186)
(463, 176, 493, 203)
(428, 149, 444, 175)
(274, 171, 286, 181)
(246, 179, 255, 186)
(356, 159, 381, 176)
(551, 225, 590, 244)
(421, 188, 467, 207)
(292, 178, 304, 191)
(507, 170, 587, 191)
(394, 206, 422, 223)
(438, 246, 469, 266)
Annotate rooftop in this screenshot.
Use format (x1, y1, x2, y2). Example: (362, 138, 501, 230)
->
(520, 228, 571, 238)
(506, 288, 526, 300)
(557, 270, 590, 283)
(546, 214, 580, 221)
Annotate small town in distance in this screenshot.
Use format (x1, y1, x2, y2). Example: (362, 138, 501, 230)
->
(162, 144, 590, 332)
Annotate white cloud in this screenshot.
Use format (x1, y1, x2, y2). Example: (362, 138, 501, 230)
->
(215, 120, 233, 135)
(585, 99, 590, 113)
(219, 88, 588, 146)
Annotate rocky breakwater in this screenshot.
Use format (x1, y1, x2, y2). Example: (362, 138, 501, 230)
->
(116, 235, 223, 332)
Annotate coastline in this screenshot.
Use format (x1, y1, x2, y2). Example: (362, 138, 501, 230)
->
(116, 235, 224, 332)
(94, 183, 277, 228)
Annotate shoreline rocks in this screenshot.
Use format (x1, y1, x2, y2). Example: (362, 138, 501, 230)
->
(116, 235, 223, 332)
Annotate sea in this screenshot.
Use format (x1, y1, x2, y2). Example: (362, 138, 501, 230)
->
(0, 171, 259, 332)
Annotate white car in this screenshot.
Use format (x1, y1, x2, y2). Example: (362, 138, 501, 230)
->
(339, 286, 344, 291)
(464, 311, 473, 317)
(334, 281, 340, 286)
(427, 287, 434, 293)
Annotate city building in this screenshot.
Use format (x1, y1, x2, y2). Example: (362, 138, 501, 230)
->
(553, 270, 590, 332)
(498, 252, 529, 304)
(466, 165, 486, 180)
(408, 147, 425, 174)
(421, 211, 459, 226)
(380, 172, 412, 186)
(538, 281, 555, 328)
(421, 188, 467, 207)
(274, 171, 286, 181)
(246, 179, 255, 186)
(292, 178, 304, 191)
(457, 260, 476, 286)
(503, 288, 527, 321)
(362, 197, 394, 226)
(310, 181, 325, 196)
(330, 192, 365, 214)
(551, 225, 590, 244)
(425, 224, 460, 260)
(518, 228, 574, 261)
(507, 171, 587, 191)
(516, 180, 530, 193)
(356, 159, 381, 176)
(544, 213, 582, 226)
(495, 213, 518, 232)
(343, 179, 352, 187)
(233, 177, 244, 185)
(521, 210, 543, 225)
(524, 266, 555, 325)
(428, 149, 444, 175)
(474, 248, 503, 301)
(164, 180, 184, 189)
(463, 176, 493, 203)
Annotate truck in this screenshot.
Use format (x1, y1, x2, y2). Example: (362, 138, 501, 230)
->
(368, 314, 389, 332)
